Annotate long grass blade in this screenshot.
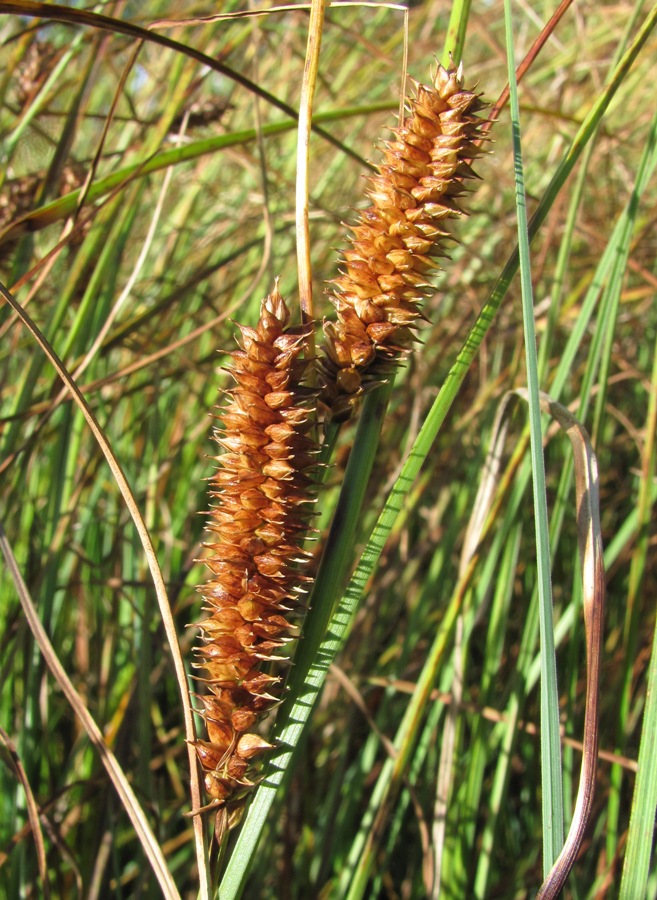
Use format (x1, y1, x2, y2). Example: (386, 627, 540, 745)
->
(503, 0, 563, 871)
(618, 320, 657, 898)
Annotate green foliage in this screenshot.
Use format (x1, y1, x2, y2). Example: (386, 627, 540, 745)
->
(1, 1, 656, 898)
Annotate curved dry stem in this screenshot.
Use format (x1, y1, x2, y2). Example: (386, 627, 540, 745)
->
(0, 525, 181, 900)
(532, 393, 605, 900)
(0, 725, 50, 899)
(0, 281, 209, 900)
(463, 389, 605, 897)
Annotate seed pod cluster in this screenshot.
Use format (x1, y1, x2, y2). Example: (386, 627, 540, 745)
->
(192, 62, 488, 821)
(320, 62, 486, 421)
(194, 285, 316, 812)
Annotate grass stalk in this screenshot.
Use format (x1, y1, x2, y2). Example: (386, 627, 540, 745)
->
(503, 0, 563, 869)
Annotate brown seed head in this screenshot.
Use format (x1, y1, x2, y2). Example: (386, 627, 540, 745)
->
(193, 284, 316, 811)
(320, 62, 487, 421)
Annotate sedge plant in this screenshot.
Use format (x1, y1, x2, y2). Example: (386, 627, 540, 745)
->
(1, 1, 657, 898)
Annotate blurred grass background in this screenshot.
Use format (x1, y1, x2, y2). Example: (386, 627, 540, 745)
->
(1, 0, 656, 897)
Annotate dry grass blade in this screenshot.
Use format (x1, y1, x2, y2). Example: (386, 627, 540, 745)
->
(460, 391, 516, 575)
(520, 391, 605, 899)
(0, 524, 180, 900)
(367, 678, 636, 773)
(39, 122, 178, 432)
(431, 394, 517, 893)
(431, 617, 464, 898)
(0, 726, 50, 899)
(74, 38, 143, 217)
(460, 388, 605, 895)
(330, 663, 398, 761)
(0, 281, 208, 899)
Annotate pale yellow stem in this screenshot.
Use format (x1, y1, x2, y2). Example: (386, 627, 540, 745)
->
(296, 0, 326, 354)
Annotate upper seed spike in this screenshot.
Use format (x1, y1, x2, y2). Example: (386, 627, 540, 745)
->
(319, 62, 487, 421)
